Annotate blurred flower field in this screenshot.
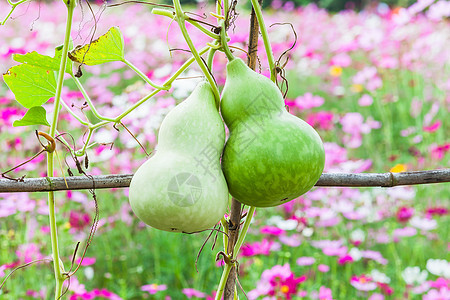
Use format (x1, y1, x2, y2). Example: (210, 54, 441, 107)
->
(0, 1, 449, 299)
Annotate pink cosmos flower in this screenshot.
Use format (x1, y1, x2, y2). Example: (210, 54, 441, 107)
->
(279, 234, 302, 247)
(294, 93, 325, 110)
(318, 286, 334, 300)
(430, 278, 450, 289)
(260, 226, 285, 236)
(182, 288, 206, 298)
(318, 264, 330, 273)
(141, 283, 167, 294)
(429, 143, 450, 160)
(361, 250, 388, 265)
(330, 53, 352, 67)
(296, 256, 316, 266)
(76, 257, 96, 266)
(423, 287, 450, 300)
(323, 246, 347, 257)
(350, 275, 377, 291)
(358, 94, 373, 106)
(16, 243, 45, 263)
(393, 226, 417, 240)
(368, 293, 385, 300)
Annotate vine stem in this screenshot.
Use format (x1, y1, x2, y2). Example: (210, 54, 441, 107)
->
(47, 0, 76, 298)
(249, 0, 276, 82)
(1, 0, 29, 25)
(172, 0, 221, 106)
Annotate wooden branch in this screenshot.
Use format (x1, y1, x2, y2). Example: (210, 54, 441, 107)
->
(0, 169, 449, 193)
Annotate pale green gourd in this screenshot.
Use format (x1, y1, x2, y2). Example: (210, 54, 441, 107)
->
(129, 82, 229, 233)
(221, 58, 325, 207)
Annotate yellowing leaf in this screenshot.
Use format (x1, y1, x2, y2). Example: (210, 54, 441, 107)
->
(68, 27, 125, 65)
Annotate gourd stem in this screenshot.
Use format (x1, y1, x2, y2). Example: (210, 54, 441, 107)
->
(215, 263, 233, 300)
(112, 46, 211, 122)
(215, 206, 255, 300)
(220, 20, 234, 61)
(249, 0, 276, 82)
(233, 206, 255, 257)
(47, 0, 76, 298)
(172, 0, 221, 106)
(206, 41, 219, 71)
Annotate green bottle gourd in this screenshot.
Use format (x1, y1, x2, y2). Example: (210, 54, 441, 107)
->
(220, 58, 325, 207)
(129, 81, 229, 233)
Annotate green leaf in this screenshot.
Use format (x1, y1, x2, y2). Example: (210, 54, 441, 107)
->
(3, 64, 56, 108)
(13, 43, 73, 75)
(13, 106, 50, 127)
(68, 27, 125, 65)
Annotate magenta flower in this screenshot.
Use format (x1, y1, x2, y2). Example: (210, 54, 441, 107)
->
(141, 283, 167, 294)
(69, 211, 91, 230)
(338, 254, 354, 265)
(70, 288, 122, 300)
(426, 207, 448, 217)
(240, 239, 280, 257)
(306, 111, 335, 131)
(377, 283, 394, 296)
(423, 120, 442, 133)
(248, 264, 306, 300)
(396, 206, 414, 223)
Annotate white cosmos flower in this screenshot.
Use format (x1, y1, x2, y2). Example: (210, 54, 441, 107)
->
(426, 259, 450, 278)
(349, 248, 362, 261)
(409, 216, 437, 231)
(402, 266, 428, 285)
(350, 228, 366, 242)
(371, 269, 391, 283)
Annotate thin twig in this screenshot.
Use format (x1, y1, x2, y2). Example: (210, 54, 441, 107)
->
(0, 170, 449, 193)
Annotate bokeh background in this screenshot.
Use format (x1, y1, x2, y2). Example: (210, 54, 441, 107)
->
(0, 0, 448, 299)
